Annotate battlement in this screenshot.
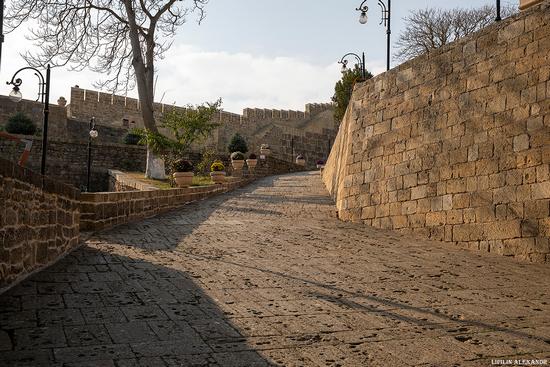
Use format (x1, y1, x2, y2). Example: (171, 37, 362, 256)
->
(68, 87, 333, 126)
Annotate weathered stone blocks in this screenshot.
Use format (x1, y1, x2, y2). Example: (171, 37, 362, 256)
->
(323, 1, 550, 263)
(0, 158, 81, 292)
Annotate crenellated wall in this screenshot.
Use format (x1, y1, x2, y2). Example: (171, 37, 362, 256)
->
(323, 1, 550, 263)
(65, 87, 336, 166)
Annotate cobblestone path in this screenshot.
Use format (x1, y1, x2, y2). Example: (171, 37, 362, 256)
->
(1, 172, 550, 366)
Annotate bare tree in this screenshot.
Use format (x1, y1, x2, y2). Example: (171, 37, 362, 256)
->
(395, 4, 517, 62)
(5, 0, 208, 178)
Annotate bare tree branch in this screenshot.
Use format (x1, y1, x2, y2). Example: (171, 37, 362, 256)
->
(395, 4, 517, 62)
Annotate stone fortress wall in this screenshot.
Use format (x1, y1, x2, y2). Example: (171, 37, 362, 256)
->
(0, 86, 336, 183)
(323, 0, 550, 263)
(66, 87, 337, 166)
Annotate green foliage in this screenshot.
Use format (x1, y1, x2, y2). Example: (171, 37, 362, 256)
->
(172, 159, 194, 172)
(5, 112, 37, 135)
(211, 160, 225, 172)
(196, 148, 217, 175)
(228, 133, 248, 154)
(131, 128, 174, 155)
(123, 132, 142, 145)
(331, 66, 373, 123)
(230, 151, 245, 160)
(132, 99, 222, 176)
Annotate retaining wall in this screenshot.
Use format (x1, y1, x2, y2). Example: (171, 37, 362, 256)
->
(0, 158, 81, 291)
(323, 1, 550, 263)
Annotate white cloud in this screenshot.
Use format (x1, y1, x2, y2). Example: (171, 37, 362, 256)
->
(2, 27, 386, 114)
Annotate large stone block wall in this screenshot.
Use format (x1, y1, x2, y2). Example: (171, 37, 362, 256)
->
(0, 158, 81, 292)
(323, 1, 550, 263)
(1, 88, 336, 170)
(0, 96, 68, 139)
(66, 87, 337, 164)
(0, 137, 146, 191)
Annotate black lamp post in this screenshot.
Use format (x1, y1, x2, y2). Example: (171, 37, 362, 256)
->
(496, 0, 502, 21)
(86, 117, 98, 192)
(0, 0, 4, 70)
(356, 0, 391, 71)
(6, 65, 51, 175)
(339, 52, 367, 80)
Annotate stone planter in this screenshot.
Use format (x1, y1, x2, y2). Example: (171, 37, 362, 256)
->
(296, 158, 306, 167)
(316, 164, 325, 170)
(246, 159, 258, 171)
(210, 171, 226, 184)
(173, 172, 193, 188)
(232, 160, 245, 171)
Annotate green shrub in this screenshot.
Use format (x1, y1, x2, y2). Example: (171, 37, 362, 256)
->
(230, 151, 245, 160)
(123, 132, 142, 145)
(5, 112, 36, 135)
(211, 160, 225, 172)
(173, 159, 194, 172)
(196, 149, 216, 174)
(227, 133, 248, 154)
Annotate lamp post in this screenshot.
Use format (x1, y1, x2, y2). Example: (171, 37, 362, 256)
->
(86, 117, 98, 192)
(356, 0, 391, 71)
(338, 52, 367, 80)
(0, 0, 4, 70)
(496, 0, 501, 21)
(6, 64, 51, 175)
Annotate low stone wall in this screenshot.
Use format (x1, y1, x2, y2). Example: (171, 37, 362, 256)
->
(80, 179, 254, 231)
(108, 170, 154, 192)
(255, 156, 308, 176)
(0, 158, 81, 292)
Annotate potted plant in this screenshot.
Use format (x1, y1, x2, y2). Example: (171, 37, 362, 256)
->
(316, 159, 325, 169)
(296, 154, 306, 166)
(210, 160, 226, 184)
(231, 151, 245, 172)
(260, 144, 271, 157)
(173, 159, 194, 187)
(246, 153, 258, 172)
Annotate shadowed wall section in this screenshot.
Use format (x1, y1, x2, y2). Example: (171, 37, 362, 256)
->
(323, 1, 550, 263)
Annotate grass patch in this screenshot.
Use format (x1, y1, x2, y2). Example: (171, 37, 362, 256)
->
(192, 175, 214, 186)
(126, 172, 172, 189)
(125, 172, 215, 189)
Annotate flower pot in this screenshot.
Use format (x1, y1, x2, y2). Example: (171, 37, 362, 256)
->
(316, 164, 325, 169)
(173, 172, 193, 187)
(296, 158, 306, 167)
(210, 171, 226, 184)
(232, 159, 245, 171)
(246, 159, 258, 171)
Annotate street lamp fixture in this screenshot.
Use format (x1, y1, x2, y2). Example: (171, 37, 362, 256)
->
(8, 86, 22, 103)
(357, 3, 369, 24)
(86, 117, 98, 192)
(338, 52, 367, 81)
(6, 65, 51, 175)
(356, 0, 391, 71)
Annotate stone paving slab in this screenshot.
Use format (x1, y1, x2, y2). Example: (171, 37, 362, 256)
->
(1, 172, 549, 366)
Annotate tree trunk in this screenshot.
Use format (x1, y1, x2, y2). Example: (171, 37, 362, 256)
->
(123, 0, 166, 179)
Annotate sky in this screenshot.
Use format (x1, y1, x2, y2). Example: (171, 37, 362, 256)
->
(1, 0, 514, 114)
